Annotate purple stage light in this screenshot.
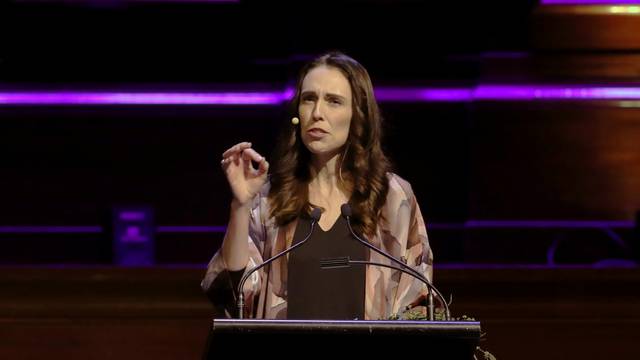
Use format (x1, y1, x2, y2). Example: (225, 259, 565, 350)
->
(156, 226, 227, 233)
(474, 85, 640, 100)
(0, 91, 286, 106)
(464, 220, 634, 229)
(374, 88, 473, 102)
(3, 85, 640, 106)
(541, 0, 640, 5)
(435, 263, 637, 269)
(0, 226, 103, 233)
(15, 0, 239, 3)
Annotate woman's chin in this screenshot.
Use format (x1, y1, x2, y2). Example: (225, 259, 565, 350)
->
(307, 148, 342, 161)
(304, 142, 326, 154)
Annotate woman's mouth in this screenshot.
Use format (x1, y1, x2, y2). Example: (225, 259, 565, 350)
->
(307, 128, 328, 138)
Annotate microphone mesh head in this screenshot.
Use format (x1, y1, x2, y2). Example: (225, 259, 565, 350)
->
(340, 203, 352, 217)
(310, 207, 322, 222)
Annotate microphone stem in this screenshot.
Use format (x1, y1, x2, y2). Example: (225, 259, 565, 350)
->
(349, 260, 449, 320)
(236, 221, 317, 318)
(428, 292, 435, 321)
(342, 205, 450, 319)
(238, 293, 245, 319)
(346, 218, 426, 284)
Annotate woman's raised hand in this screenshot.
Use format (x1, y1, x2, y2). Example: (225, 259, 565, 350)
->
(220, 142, 269, 206)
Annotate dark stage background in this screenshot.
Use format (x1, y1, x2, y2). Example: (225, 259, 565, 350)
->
(1, 1, 639, 359)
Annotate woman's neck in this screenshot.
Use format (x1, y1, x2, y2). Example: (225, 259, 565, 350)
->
(309, 151, 345, 198)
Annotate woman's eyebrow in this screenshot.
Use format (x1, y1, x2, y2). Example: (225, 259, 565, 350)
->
(325, 93, 346, 100)
(301, 90, 346, 100)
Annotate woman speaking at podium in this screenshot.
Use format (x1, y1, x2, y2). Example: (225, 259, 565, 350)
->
(202, 52, 433, 320)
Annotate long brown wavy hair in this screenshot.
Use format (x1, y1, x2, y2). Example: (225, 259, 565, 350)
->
(268, 51, 392, 238)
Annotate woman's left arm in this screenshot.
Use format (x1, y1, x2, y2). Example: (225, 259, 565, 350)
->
(390, 176, 434, 316)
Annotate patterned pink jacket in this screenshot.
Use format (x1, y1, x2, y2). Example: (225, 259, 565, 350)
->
(201, 173, 433, 320)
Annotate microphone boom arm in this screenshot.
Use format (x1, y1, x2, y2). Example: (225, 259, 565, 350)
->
(340, 205, 450, 321)
(236, 209, 321, 319)
(349, 260, 449, 321)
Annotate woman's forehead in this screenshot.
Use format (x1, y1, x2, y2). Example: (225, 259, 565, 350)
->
(301, 66, 351, 96)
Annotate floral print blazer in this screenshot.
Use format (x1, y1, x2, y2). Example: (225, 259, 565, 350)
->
(201, 173, 433, 320)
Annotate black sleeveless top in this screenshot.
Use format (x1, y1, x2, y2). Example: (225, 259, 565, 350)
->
(287, 213, 366, 320)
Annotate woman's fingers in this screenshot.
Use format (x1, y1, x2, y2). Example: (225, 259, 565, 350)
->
(256, 158, 269, 176)
(241, 148, 266, 175)
(241, 148, 264, 163)
(222, 142, 252, 159)
(220, 144, 268, 179)
(220, 152, 240, 170)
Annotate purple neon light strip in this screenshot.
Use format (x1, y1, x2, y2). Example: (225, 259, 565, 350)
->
(17, 0, 239, 3)
(0, 226, 103, 234)
(156, 226, 227, 233)
(132, 0, 239, 2)
(474, 85, 640, 100)
(0, 88, 470, 104)
(1, 85, 640, 105)
(374, 87, 472, 102)
(541, 0, 640, 4)
(0, 226, 228, 234)
(435, 263, 637, 269)
(0, 92, 284, 105)
(463, 220, 635, 229)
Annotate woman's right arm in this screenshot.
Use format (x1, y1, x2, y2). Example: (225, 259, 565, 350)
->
(219, 141, 269, 271)
(201, 142, 269, 317)
(221, 200, 251, 271)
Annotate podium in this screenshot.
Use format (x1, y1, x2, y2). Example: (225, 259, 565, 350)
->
(204, 319, 481, 359)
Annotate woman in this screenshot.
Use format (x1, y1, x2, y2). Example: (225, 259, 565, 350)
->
(201, 52, 433, 320)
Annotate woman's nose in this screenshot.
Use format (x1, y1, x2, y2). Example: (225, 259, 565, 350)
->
(312, 101, 324, 120)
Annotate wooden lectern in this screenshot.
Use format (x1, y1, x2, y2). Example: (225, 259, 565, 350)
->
(203, 319, 481, 359)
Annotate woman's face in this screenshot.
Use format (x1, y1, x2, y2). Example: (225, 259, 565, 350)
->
(298, 65, 353, 160)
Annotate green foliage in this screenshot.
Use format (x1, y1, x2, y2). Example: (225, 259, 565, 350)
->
(387, 307, 496, 359)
